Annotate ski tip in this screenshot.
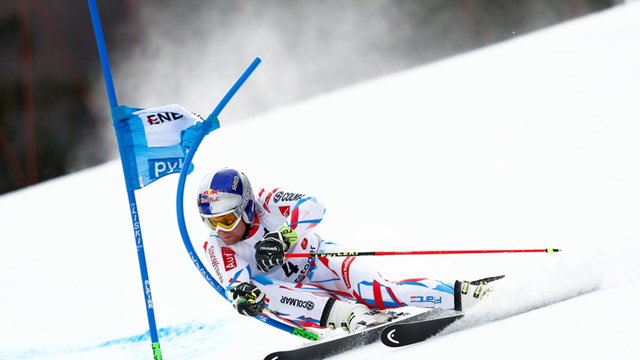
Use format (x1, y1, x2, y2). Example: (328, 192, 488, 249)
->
(547, 248, 561, 253)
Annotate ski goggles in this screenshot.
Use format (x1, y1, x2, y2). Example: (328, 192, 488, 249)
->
(202, 209, 242, 232)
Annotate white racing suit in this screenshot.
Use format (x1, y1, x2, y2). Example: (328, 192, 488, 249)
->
(203, 188, 455, 329)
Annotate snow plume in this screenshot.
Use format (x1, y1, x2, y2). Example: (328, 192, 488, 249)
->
(108, 1, 417, 120)
(443, 251, 603, 334)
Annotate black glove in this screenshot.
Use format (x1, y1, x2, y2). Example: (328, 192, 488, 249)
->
(254, 225, 298, 272)
(230, 282, 266, 317)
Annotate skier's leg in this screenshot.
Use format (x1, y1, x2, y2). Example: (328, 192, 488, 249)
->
(276, 235, 494, 331)
(250, 275, 341, 328)
(342, 260, 502, 311)
(338, 257, 502, 311)
(301, 236, 493, 311)
(327, 254, 457, 310)
(283, 238, 405, 332)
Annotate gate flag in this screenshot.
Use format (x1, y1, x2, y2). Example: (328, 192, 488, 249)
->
(112, 104, 200, 190)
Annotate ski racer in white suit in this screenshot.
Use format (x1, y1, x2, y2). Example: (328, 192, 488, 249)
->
(199, 168, 495, 333)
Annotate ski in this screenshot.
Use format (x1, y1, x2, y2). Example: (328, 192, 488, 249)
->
(380, 312, 464, 347)
(376, 274, 504, 348)
(263, 310, 442, 360)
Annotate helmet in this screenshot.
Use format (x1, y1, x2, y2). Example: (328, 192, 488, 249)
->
(197, 168, 255, 231)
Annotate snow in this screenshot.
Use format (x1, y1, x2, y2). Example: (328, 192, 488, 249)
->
(2, 2, 640, 359)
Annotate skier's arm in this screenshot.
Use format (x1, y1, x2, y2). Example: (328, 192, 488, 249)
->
(202, 239, 252, 301)
(259, 188, 326, 237)
(256, 189, 325, 272)
(202, 240, 268, 317)
(288, 196, 325, 237)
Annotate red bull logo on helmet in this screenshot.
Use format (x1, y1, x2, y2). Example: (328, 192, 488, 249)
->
(198, 189, 220, 208)
(203, 189, 219, 198)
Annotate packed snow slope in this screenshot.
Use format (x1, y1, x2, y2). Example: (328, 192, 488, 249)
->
(1, 3, 640, 359)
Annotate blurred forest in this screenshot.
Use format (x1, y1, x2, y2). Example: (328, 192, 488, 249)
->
(0, 0, 614, 194)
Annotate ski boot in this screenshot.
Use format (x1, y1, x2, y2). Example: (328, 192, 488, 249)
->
(321, 299, 392, 333)
(454, 275, 504, 311)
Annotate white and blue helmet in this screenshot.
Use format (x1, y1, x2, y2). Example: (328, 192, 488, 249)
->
(197, 168, 255, 224)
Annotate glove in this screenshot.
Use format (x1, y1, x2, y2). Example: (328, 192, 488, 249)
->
(230, 282, 266, 317)
(254, 225, 298, 273)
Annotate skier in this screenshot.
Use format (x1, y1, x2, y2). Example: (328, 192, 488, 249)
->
(198, 168, 496, 333)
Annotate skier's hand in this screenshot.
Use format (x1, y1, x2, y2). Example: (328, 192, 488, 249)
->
(230, 282, 266, 317)
(254, 225, 298, 272)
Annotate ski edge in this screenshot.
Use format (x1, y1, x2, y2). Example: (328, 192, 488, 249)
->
(263, 310, 446, 360)
(380, 313, 464, 348)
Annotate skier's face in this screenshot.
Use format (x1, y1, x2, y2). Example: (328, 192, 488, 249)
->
(217, 219, 246, 245)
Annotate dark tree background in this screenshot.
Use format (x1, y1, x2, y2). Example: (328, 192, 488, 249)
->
(0, 0, 614, 194)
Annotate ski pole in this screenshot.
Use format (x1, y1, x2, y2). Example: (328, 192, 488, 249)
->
(286, 248, 560, 258)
